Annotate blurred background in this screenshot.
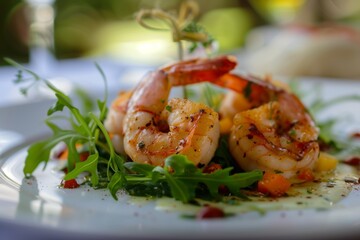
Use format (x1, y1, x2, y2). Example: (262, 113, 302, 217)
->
(1, 0, 360, 77)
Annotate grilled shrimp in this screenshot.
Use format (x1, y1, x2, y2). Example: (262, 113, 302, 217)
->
(214, 74, 320, 178)
(121, 56, 236, 166)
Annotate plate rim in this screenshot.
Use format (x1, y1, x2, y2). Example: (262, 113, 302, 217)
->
(1, 77, 360, 239)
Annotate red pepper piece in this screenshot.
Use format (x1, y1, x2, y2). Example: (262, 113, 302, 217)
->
(63, 179, 80, 189)
(197, 206, 225, 219)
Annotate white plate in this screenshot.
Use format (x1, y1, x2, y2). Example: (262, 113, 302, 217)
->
(1, 77, 360, 239)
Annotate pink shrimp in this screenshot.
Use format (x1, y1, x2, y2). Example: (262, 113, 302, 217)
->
(214, 73, 320, 178)
(121, 56, 236, 166)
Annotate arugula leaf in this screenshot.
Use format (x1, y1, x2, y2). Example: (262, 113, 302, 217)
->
(108, 172, 126, 200)
(47, 100, 65, 116)
(74, 87, 95, 116)
(23, 140, 56, 177)
(23, 125, 85, 176)
(164, 155, 262, 201)
(163, 168, 195, 202)
(150, 166, 164, 183)
(64, 153, 99, 186)
(66, 137, 80, 172)
(124, 162, 156, 177)
(116, 155, 263, 202)
(97, 99, 107, 122)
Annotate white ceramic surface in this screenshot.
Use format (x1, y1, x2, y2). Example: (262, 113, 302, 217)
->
(0, 77, 360, 239)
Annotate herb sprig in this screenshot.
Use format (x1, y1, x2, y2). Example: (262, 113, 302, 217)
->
(136, 1, 216, 99)
(112, 155, 262, 202)
(136, 0, 215, 60)
(6, 58, 122, 185)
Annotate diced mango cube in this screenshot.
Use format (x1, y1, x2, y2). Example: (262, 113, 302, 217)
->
(219, 117, 232, 134)
(314, 152, 338, 172)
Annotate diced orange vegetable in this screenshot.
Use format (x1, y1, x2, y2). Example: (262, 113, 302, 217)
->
(58, 149, 69, 160)
(109, 133, 114, 139)
(297, 168, 315, 182)
(57, 144, 88, 162)
(314, 152, 338, 172)
(219, 117, 232, 134)
(257, 172, 291, 197)
(202, 163, 222, 174)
